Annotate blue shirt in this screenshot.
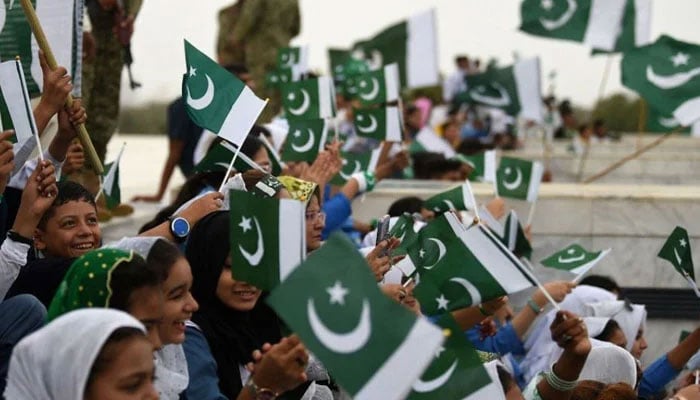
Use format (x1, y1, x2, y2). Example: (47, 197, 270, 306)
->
(182, 326, 228, 400)
(465, 322, 525, 356)
(321, 189, 352, 240)
(638, 354, 679, 399)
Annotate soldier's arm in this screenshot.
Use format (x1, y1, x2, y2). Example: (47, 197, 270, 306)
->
(230, 0, 265, 43)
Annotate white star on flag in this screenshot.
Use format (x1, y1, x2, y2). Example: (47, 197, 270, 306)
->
(680, 238, 688, 247)
(239, 216, 253, 233)
(189, 66, 197, 77)
(671, 52, 690, 67)
(540, 0, 553, 10)
(434, 345, 446, 358)
(327, 281, 349, 305)
(419, 248, 426, 258)
(436, 294, 449, 310)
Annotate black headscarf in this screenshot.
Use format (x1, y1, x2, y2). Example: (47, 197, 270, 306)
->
(186, 211, 282, 398)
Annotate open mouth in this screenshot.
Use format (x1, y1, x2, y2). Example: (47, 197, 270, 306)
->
(72, 242, 95, 252)
(233, 290, 258, 301)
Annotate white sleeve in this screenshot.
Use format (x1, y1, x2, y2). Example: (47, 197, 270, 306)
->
(8, 150, 65, 190)
(0, 238, 30, 301)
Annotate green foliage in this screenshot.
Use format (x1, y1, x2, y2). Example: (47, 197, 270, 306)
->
(118, 102, 168, 134)
(590, 93, 642, 133)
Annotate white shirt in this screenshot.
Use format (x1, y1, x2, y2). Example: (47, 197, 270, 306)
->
(442, 70, 467, 103)
(0, 238, 30, 301)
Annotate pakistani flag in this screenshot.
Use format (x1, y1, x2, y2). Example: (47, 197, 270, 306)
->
(646, 107, 700, 135)
(352, 63, 400, 106)
(414, 221, 537, 315)
(424, 181, 478, 214)
(182, 40, 266, 147)
(496, 157, 544, 202)
(265, 67, 296, 90)
(229, 190, 305, 290)
(101, 146, 125, 210)
(541, 244, 610, 276)
(277, 46, 309, 71)
(281, 76, 335, 121)
(658, 226, 696, 283)
(353, 106, 402, 142)
(410, 127, 456, 158)
(267, 233, 444, 400)
(501, 210, 533, 259)
(622, 35, 700, 126)
(281, 118, 329, 163)
(330, 149, 380, 185)
(0, 59, 37, 145)
(460, 58, 543, 122)
(0, 0, 83, 96)
(407, 314, 493, 400)
(520, 0, 627, 52)
(388, 213, 420, 257)
(351, 9, 438, 89)
(193, 139, 265, 175)
(329, 48, 352, 80)
(594, 0, 652, 54)
(454, 150, 497, 182)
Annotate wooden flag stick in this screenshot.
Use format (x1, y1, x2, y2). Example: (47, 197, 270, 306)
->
(19, 0, 103, 174)
(526, 199, 537, 226)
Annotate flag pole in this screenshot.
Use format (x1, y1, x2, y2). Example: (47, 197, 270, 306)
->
(521, 258, 561, 311)
(19, 0, 103, 174)
(526, 199, 537, 226)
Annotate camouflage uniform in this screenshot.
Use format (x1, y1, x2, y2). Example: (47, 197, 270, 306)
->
(230, 0, 300, 122)
(216, 1, 245, 66)
(82, 0, 143, 167)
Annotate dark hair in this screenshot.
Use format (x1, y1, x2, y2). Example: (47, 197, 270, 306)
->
(597, 383, 637, 400)
(571, 380, 605, 400)
(455, 55, 469, 64)
(593, 119, 605, 128)
(38, 181, 96, 229)
(146, 239, 184, 278)
(594, 319, 623, 343)
(412, 152, 463, 180)
(109, 254, 163, 312)
(387, 197, 424, 217)
(579, 275, 621, 295)
(85, 327, 148, 392)
(496, 366, 517, 393)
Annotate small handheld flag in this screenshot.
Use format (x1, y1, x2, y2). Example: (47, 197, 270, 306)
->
(658, 226, 699, 296)
(540, 244, 611, 280)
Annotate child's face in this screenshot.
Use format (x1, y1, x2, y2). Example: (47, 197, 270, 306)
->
(34, 200, 101, 259)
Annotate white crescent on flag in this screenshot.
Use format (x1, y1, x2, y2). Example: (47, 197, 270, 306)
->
(186, 73, 215, 110)
(646, 65, 700, 90)
(539, 0, 578, 31)
(307, 298, 371, 354)
(449, 277, 482, 305)
(422, 238, 447, 270)
(287, 89, 311, 115)
(291, 128, 316, 153)
(356, 114, 378, 134)
(339, 160, 362, 180)
(470, 83, 511, 107)
(359, 77, 380, 101)
(412, 360, 459, 393)
(502, 167, 523, 191)
(239, 217, 265, 266)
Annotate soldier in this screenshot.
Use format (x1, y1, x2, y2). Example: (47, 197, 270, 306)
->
(216, 1, 246, 66)
(229, 0, 301, 122)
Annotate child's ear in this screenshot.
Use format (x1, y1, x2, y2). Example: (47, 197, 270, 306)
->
(33, 228, 46, 250)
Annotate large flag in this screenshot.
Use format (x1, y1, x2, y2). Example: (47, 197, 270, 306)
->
(330, 149, 380, 185)
(0, 59, 37, 145)
(102, 146, 125, 210)
(407, 314, 494, 400)
(352, 9, 438, 89)
(496, 157, 544, 202)
(229, 190, 305, 290)
(281, 76, 335, 120)
(353, 106, 402, 142)
(281, 118, 329, 163)
(414, 221, 537, 315)
(182, 40, 266, 147)
(501, 210, 533, 259)
(267, 233, 444, 400)
(646, 107, 700, 135)
(0, 0, 83, 96)
(541, 244, 611, 276)
(424, 181, 478, 214)
(622, 35, 700, 126)
(193, 139, 265, 174)
(519, 0, 627, 52)
(351, 63, 400, 106)
(596, 0, 652, 53)
(459, 58, 543, 122)
(454, 150, 497, 183)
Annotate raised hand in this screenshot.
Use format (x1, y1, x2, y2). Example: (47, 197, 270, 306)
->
(250, 335, 309, 395)
(0, 130, 15, 195)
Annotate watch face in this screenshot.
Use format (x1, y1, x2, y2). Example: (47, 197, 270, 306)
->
(172, 218, 190, 238)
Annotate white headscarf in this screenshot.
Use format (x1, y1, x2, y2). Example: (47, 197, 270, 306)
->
(154, 344, 189, 400)
(579, 340, 638, 387)
(584, 300, 647, 352)
(4, 308, 145, 399)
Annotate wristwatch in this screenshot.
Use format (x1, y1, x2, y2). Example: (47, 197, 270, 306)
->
(168, 216, 190, 243)
(245, 377, 278, 400)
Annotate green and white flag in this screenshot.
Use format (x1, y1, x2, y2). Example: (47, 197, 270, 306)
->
(352, 9, 438, 89)
(265, 67, 298, 89)
(407, 314, 494, 400)
(329, 48, 353, 80)
(520, 0, 627, 52)
(414, 220, 537, 315)
(352, 63, 400, 106)
(541, 244, 610, 277)
(658, 226, 699, 296)
(388, 213, 420, 257)
(182, 40, 266, 147)
(622, 35, 700, 126)
(454, 150, 497, 182)
(410, 127, 456, 158)
(0, 0, 83, 96)
(595, 0, 652, 54)
(646, 107, 700, 135)
(353, 106, 402, 142)
(193, 139, 265, 175)
(277, 46, 309, 71)
(0, 59, 37, 145)
(281, 118, 329, 163)
(424, 181, 478, 214)
(281, 76, 335, 120)
(229, 190, 305, 291)
(496, 157, 544, 202)
(267, 233, 444, 400)
(501, 210, 533, 260)
(101, 145, 125, 210)
(461, 58, 543, 122)
(330, 149, 380, 185)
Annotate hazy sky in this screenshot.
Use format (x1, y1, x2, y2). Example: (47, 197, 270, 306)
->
(120, 0, 700, 108)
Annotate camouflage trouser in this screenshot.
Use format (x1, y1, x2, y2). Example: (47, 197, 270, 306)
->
(82, 12, 122, 166)
(246, 41, 281, 123)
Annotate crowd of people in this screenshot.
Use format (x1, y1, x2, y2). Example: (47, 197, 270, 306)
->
(0, 1, 699, 400)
